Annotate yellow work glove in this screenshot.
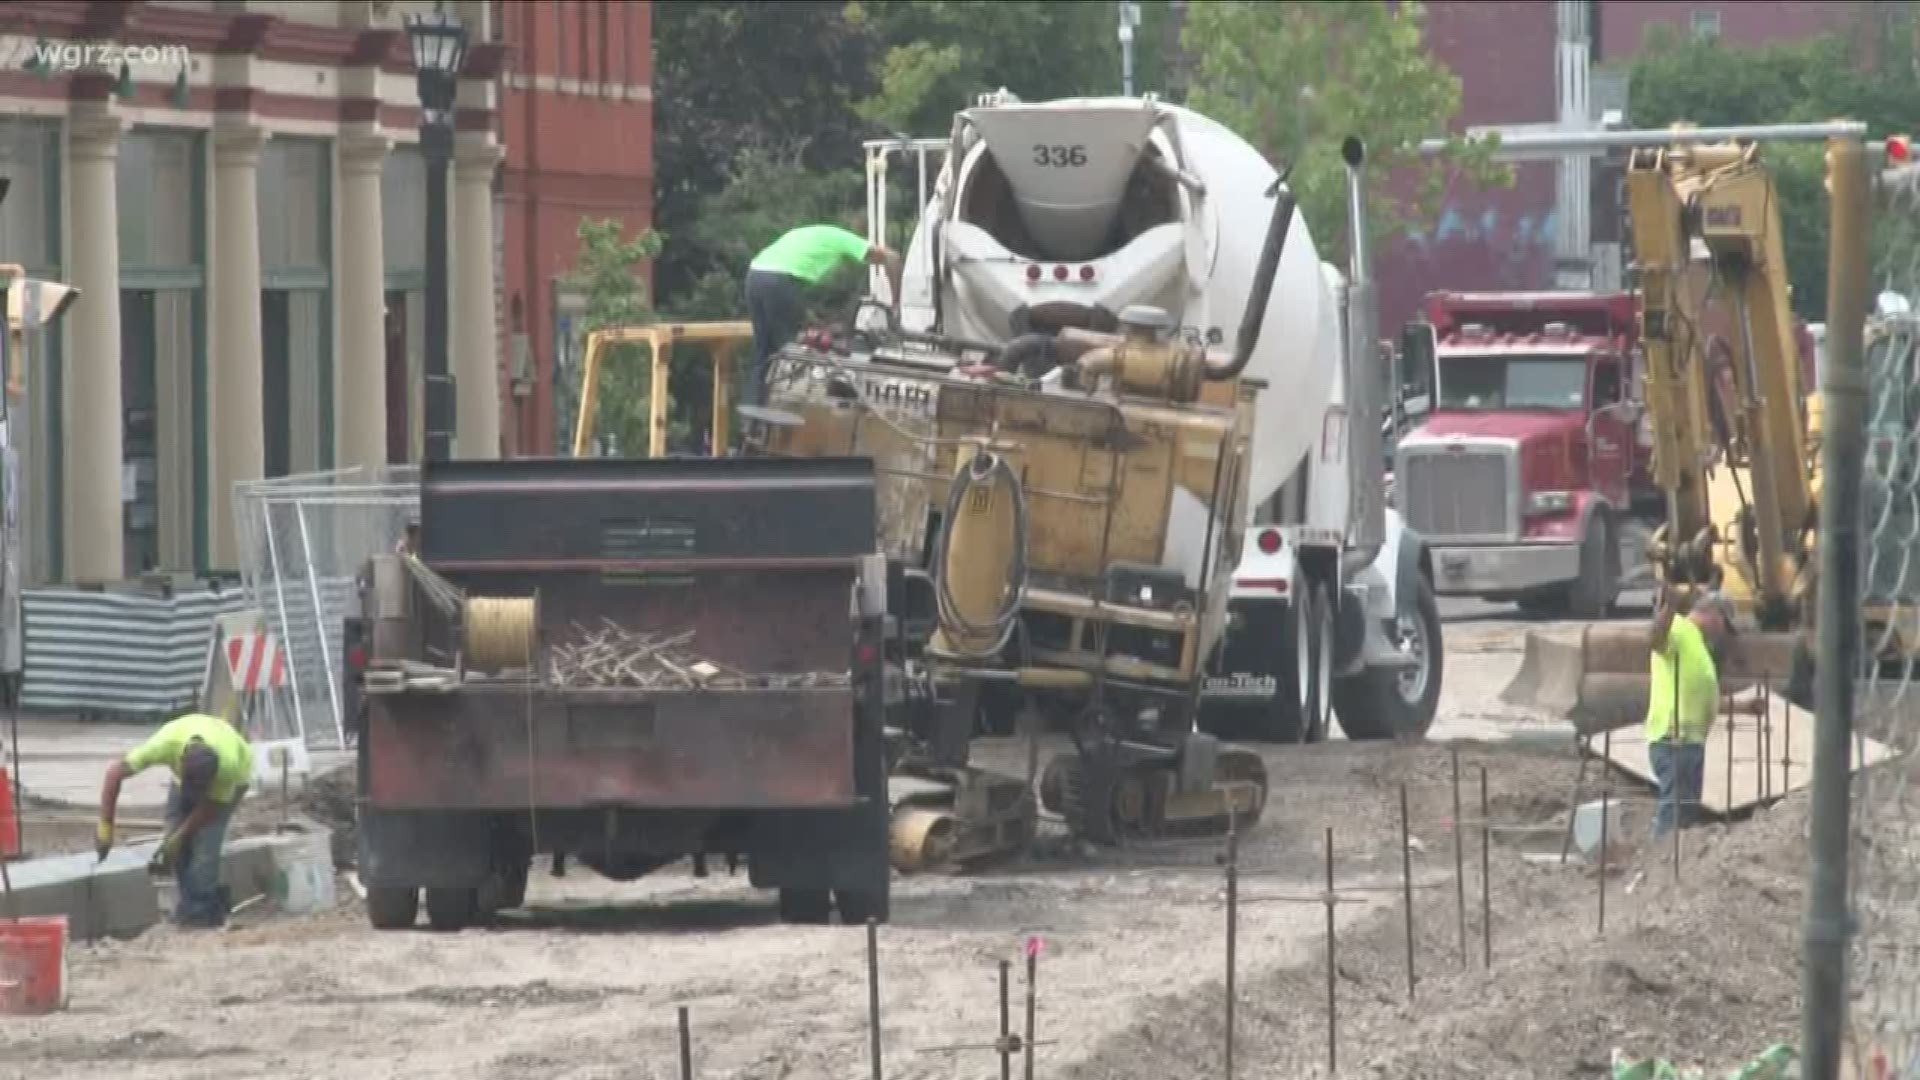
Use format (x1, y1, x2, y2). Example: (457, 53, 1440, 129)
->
(95, 819, 114, 862)
(147, 832, 182, 874)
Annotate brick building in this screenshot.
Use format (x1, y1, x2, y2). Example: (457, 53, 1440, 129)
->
(495, 0, 652, 459)
(0, 0, 653, 586)
(1376, 0, 1864, 335)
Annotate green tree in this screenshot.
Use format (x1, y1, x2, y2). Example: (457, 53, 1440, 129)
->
(559, 218, 663, 457)
(1624, 17, 1920, 319)
(671, 148, 869, 323)
(849, 0, 1120, 137)
(652, 1, 880, 309)
(1182, 1, 1509, 267)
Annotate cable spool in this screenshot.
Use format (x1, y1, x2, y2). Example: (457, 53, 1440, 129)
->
(463, 595, 540, 672)
(931, 448, 1029, 661)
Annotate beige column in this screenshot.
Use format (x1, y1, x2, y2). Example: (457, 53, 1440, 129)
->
(208, 120, 267, 572)
(452, 135, 504, 460)
(64, 104, 127, 583)
(337, 128, 390, 472)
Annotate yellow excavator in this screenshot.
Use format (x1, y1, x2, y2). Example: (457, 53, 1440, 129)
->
(1505, 133, 1845, 726)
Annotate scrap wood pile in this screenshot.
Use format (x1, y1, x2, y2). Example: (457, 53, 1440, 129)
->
(546, 620, 852, 691)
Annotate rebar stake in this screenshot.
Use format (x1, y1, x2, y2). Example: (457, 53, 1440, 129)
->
(1450, 746, 1466, 969)
(1724, 692, 1734, 816)
(1672, 741, 1683, 880)
(678, 1005, 693, 1080)
(999, 959, 1012, 1080)
(867, 918, 883, 1080)
(1478, 765, 1492, 970)
(1224, 811, 1239, 1080)
(1024, 938, 1039, 1080)
(1399, 782, 1416, 1000)
(1559, 736, 1590, 866)
(1324, 826, 1337, 1076)
(1598, 730, 1612, 936)
(1781, 677, 1793, 792)
(1763, 676, 1774, 801)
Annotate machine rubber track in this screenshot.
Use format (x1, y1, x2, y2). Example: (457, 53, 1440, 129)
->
(1041, 746, 1269, 845)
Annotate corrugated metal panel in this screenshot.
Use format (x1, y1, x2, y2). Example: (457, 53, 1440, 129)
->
(21, 587, 251, 716)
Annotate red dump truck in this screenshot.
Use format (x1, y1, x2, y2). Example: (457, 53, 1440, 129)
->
(342, 456, 894, 931)
(1391, 291, 1654, 617)
(1391, 289, 1819, 617)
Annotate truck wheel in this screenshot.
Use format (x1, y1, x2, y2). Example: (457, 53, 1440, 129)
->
(497, 860, 530, 912)
(1334, 574, 1445, 742)
(778, 888, 834, 925)
(1567, 514, 1619, 619)
(834, 887, 891, 926)
(366, 886, 419, 930)
(1293, 582, 1334, 743)
(424, 887, 477, 932)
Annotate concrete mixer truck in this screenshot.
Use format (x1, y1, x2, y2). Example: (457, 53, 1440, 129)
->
(752, 91, 1445, 861)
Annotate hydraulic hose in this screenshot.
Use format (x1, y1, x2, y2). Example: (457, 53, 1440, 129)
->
(931, 450, 1030, 661)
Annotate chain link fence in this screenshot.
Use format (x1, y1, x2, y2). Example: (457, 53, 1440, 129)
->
(1848, 157, 1920, 1078)
(231, 465, 419, 750)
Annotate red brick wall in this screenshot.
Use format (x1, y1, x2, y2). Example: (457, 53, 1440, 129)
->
(1596, 1, 1858, 59)
(497, 0, 654, 456)
(1376, 1, 1559, 336)
(1375, 0, 1866, 336)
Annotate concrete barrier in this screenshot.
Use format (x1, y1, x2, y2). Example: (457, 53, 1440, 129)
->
(0, 847, 162, 941)
(0, 820, 336, 939)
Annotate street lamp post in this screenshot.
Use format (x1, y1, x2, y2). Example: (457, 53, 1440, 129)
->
(405, 8, 469, 464)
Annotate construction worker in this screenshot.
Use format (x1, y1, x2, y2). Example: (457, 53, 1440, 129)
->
(1646, 585, 1759, 840)
(96, 712, 253, 929)
(742, 224, 900, 408)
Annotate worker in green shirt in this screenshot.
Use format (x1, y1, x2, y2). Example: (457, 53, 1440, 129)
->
(1646, 586, 1759, 839)
(96, 712, 253, 928)
(743, 224, 900, 408)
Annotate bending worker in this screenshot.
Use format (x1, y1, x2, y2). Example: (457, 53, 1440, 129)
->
(1646, 585, 1760, 839)
(743, 224, 899, 407)
(97, 711, 253, 928)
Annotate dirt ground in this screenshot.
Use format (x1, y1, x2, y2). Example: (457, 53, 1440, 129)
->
(1, 609, 1823, 1080)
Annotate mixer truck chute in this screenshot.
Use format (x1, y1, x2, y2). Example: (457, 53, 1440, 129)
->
(761, 97, 1444, 853)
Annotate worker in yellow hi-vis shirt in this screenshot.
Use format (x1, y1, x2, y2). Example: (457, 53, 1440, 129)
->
(96, 713, 253, 928)
(1646, 586, 1761, 840)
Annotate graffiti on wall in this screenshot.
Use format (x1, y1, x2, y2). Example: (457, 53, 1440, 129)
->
(1378, 191, 1563, 333)
(1402, 204, 1561, 275)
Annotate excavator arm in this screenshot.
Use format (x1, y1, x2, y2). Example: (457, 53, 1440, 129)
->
(1624, 139, 1817, 628)
(1501, 136, 1820, 730)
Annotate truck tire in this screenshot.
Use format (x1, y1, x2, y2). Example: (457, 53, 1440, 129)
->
(1294, 582, 1334, 744)
(778, 888, 834, 925)
(834, 887, 891, 926)
(1333, 574, 1444, 742)
(424, 887, 477, 932)
(366, 886, 419, 930)
(1566, 513, 1620, 619)
(497, 860, 529, 912)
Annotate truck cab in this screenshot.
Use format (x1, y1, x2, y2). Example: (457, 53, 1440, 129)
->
(1392, 291, 1647, 617)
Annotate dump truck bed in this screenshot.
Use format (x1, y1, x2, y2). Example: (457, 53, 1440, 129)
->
(363, 455, 878, 813)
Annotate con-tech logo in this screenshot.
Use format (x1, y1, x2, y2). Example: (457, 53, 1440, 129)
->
(16, 39, 193, 73)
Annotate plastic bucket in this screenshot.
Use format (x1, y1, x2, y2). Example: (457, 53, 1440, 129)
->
(0, 915, 68, 1015)
(270, 832, 337, 915)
